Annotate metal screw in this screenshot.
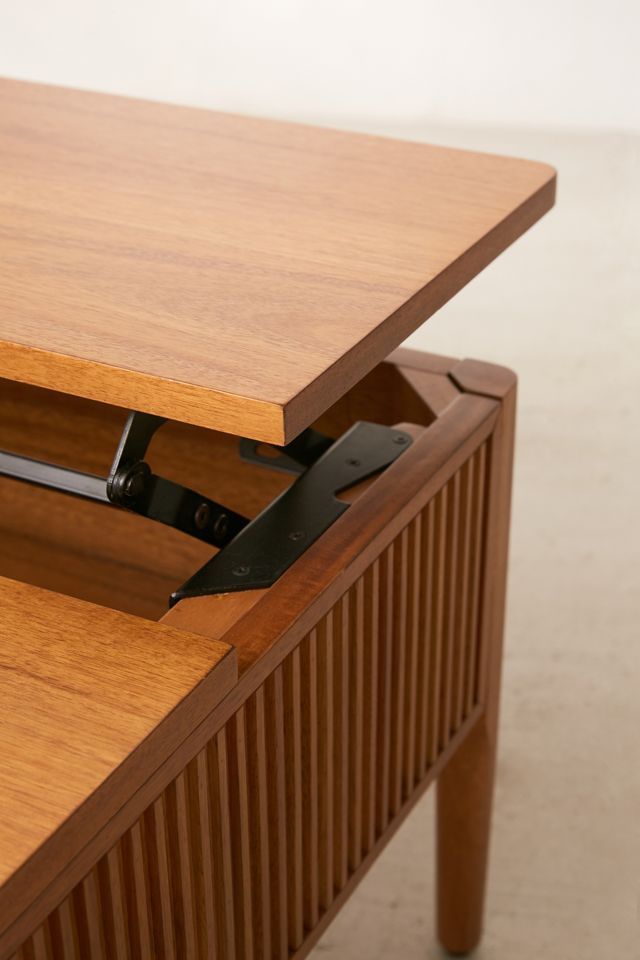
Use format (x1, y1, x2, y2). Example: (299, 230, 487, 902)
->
(212, 513, 229, 541)
(194, 502, 211, 531)
(346, 457, 361, 467)
(288, 530, 304, 541)
(232, 565, 250, 577)
(393, 435, 408, 445)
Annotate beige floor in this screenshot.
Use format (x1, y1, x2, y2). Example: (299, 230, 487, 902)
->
(311, 124, 640, 958)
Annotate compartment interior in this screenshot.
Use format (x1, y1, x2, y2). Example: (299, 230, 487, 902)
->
(0, 362, 437, 622)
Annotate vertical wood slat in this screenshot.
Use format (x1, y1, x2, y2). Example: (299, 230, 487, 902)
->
(26, 917, 50, 960)
(127, 823, 152, 960)
(332, 597, 350, 892)
(43, 909, 62, 959)
(118, 830, 144, 960)
(245, 685, 272, 958)
(209, 731, 236, 959)
(194, 749, 218, 959)
(428, 487, 448, 765)
(226, 707, 254, 960)
(80, 868, 106, 960)
(14, 442, 491, 960)
(440, 471, 460, 749)
(68, 882, 88, 959)
(403, 513, 422, 798)
(348, 577, 364, 871)
(452, 458, 474, 732)
(56, 896, 78, 959)
(301, 630, 320, 931)
(375, 542, 394, 835)
(316, 614, 334, 913)
(264, 668, 288, 959)
(149, 795, 175, 959)
(283, 648, 304, 950)
(318, 615, 334, 911)
(416, 498, 435, 779)
(165, 773, 195, 959)
(100, 842, 129, 959)
(179, 770, 200, 956)
(361, 560, 380, 854)
(390, 527, 409, 816)
(30, 927, 50, 960)
(466, 443, 488, 715)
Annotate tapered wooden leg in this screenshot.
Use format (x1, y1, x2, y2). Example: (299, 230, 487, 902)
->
(437, 366, 516, 955)
(436, 711, 498, 954)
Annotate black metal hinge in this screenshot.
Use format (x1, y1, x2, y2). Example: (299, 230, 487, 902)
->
(171, 421, 412, 604)
(0, 414, 412, 605)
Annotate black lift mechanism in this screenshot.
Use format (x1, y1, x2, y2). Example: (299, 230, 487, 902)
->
(0, 412, 248, 549)
(0, 413, 412, 604)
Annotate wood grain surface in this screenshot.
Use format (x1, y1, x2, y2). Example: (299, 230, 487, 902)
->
(0, 78, 555, 442)
(0, 578, 237, 933)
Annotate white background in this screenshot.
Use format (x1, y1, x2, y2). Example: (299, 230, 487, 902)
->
(1, 0, 639, 132)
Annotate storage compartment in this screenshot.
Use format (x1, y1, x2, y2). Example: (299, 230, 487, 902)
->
(0, 361, 438, 622)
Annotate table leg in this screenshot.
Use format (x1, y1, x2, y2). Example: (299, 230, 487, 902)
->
(436, 371, 516, 954)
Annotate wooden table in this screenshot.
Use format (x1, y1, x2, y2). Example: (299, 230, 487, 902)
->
(0, 78, 555, 959)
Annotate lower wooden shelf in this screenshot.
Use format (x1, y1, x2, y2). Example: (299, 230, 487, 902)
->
(0, 349, 516, 959)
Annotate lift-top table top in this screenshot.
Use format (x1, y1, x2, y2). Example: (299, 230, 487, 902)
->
(0, 78, 555, 443)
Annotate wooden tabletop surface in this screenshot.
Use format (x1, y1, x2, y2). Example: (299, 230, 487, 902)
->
(0, 78, 555, 442)
(0, 577, 237, 922)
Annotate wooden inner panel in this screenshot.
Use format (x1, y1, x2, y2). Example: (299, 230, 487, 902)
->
(0, 362, 436, 621)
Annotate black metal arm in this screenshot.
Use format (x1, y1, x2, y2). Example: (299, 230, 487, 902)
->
(0, 411, 248, 548)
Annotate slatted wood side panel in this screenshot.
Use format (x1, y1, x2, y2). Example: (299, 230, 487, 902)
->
(12, 442, 489, 960)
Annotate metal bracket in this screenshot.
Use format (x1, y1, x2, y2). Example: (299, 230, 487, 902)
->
(0, 412, 248, 548)
(171, 421, 412, 605)
(239, 427, 334, 475)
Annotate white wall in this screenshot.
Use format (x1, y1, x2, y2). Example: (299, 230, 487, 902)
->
(1, 0, 638, 132)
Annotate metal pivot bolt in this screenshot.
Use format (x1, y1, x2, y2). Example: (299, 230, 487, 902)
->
(114, 462, 151, 502)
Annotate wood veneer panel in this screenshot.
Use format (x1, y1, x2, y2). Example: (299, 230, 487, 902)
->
(0, 78, 553, 441)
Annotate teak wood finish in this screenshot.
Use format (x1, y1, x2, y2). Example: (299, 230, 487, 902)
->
(0, 350, 516, 959)
(0, 78, 554, 443)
